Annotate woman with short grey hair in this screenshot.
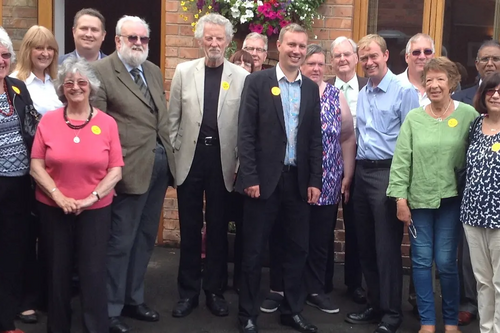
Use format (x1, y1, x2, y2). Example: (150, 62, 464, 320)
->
(30, 54, 123, 333)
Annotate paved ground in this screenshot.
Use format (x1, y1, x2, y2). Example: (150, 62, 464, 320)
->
(18, 246, 479, 333)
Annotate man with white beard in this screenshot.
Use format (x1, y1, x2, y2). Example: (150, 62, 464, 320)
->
(92, 15, 173, 333)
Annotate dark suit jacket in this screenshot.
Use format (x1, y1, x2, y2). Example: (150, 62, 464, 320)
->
(326, 75, 368, 91)
(92, 51, 173, 195)
(452, 84, 478, 106)
(235, 68, 323, 200)
(58, 50, 107, 64)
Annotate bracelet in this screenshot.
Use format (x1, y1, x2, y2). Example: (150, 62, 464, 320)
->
(395, 197, 406, 202)
(92, 191, 101, 201)
(50, 187, 57, 193)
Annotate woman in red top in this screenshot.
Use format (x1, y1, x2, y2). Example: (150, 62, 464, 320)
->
(30, 56, 123, 333)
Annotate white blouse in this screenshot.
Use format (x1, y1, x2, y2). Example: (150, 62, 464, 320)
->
(10, 71, 63, 115)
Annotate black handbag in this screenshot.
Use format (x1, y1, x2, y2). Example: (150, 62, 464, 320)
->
(23, 104, 42, 148)
(455, 115, 482, 196)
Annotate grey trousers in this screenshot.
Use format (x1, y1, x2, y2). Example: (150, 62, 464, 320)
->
(459, 226, 478, 314)
(107, 146, 169, 317)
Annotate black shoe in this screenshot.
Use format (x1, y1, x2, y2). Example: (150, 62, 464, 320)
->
(374, 322, 398, 333)
(121, 303, 159, 322)
(239, 319, 258, 333)
(206, 293, 229, 317)
(109, 317, 130, 333)
(306, 294, 340, 314)
(259, 292, 283, 313)
(280, 314, 318, 333)
(17, 312, 38, 324)
(349, 287, 367, 304)
(345, 307, 382, 324)
(172, 298, 199, 318)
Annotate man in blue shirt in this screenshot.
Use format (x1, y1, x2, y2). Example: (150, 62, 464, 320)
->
(344, 34, 419, 333)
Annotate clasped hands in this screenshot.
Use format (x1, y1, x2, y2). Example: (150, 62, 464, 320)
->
(52, 190, 98, 215)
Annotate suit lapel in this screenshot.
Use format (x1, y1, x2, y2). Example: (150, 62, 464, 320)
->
(217, 60, 232, 118)
(112, 53, 151, 108)
(194, 60, 205, 115)
(143, 62, 163, 112)
(269, 70, 286, 132)
(298, 81, 307, 128)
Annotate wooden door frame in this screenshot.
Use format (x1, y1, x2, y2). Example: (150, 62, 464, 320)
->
(37, 0, 166, 77)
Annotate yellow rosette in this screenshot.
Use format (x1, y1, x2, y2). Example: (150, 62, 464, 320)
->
(492, 143, 500, 152)
(448, 118, 458, 128)
(271, 87, 280, 96)
(91, 125, 101, 135)
(12, 86, 20, 94)
(222, 81, 230, 90)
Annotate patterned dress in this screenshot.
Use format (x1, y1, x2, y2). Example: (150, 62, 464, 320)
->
(317, 83, 343, 206)
(461, 116, 500, 229)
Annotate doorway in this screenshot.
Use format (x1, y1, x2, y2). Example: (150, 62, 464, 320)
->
(63, 0, 162, 67)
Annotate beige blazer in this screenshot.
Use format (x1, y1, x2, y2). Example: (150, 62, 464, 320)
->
(92, 51, 174, 195)
(168, 58, 248, 191)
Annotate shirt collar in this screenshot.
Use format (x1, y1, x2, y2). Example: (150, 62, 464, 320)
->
(335, 74, 358, 90)
(75, 49, 103, 61)
(117, 51, 144, 74)
(367, 69, 394, 93)
(276, 63, 302, 86)
(25, 72, 52, 85)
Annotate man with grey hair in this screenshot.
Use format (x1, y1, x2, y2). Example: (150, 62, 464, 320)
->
(397, 33, 435, 106)
(92, 15, 172, 333)
(168, 13, 249, 319)
(243, 32, 268, 71)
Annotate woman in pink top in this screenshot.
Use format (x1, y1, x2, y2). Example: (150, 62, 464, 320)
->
(30, 57, 123, 333)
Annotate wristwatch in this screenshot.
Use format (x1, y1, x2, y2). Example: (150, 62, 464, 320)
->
(395, 197, 405, 202)
(92, 191, 101, 201)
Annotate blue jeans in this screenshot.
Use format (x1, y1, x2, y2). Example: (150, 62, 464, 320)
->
(410, 197, 461, 326)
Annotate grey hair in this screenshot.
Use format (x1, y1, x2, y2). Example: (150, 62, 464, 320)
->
(0, 26, 16, 63)
(405, 33, 435, 54)
(305, 44, 326, 60)
(194, 13, 233, 41)
(55, 56, 100, 104)
(243, 32, 268, 51)
(115, 15, 150, 36)
(330, 36, 357, 54)
(477, 40, 500, 59)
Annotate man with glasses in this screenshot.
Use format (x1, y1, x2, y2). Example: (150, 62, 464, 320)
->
(92, 15, 173, 333)
(452, 39, 500, 327)
(326, 36, 367, 304)
(243, 33, 268, 71)
(397, 33, 435, 107)
(59, 8, 107, 63)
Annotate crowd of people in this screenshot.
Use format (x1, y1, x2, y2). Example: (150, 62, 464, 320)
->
(0, 7, 498, 333)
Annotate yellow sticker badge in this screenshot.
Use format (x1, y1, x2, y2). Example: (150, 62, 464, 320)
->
(448, 118, 458, 128)
(222, 81, 230, 90)
(91, 126, 101, 135)
(492, 143, 500, 152)
(271, 87, 281, 96)
(12, 86, 20, 94)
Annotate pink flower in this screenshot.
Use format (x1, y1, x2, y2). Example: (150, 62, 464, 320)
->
(249, 23, 264, 34)
(279, 20, 290, 28)
(266, 24, 274, 36)
(266, 11, 278, 19)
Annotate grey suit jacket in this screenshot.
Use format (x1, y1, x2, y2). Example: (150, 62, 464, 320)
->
(92, 51, 173, 195)
(167, 58, 249, 191)
(58, 50, 107, 64)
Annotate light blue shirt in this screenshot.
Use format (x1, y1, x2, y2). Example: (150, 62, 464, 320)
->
(117, 52, 147, 86)
(356, 69, 419, 160)
(276, 64, 302, 166)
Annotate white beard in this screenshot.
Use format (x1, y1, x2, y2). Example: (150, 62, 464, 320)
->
(119, 42, 148, 68)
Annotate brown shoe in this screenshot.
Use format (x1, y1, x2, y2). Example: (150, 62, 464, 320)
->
(458, 311, 476, 326)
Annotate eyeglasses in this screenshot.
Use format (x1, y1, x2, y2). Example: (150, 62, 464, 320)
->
(411, 49, 433, 56)
(333, 52, 353, 59)
(120, 35, 150, 45)
(0, 53, 12, 60)
(243, 47, 266, 53)
(486, 88, 500, 97)
(63, 80, 89, 88)
(409, 219, 417, 239)
(477, 56, 500, 64)
(234, 61, 253, 68)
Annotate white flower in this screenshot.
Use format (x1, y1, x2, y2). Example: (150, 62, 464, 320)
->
(314, 35, 318, 39)
(231, 6, 241, 18)
(245, 9, 254, 18)
(257, 0, 263, 6)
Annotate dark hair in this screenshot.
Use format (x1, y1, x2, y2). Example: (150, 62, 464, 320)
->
(73, 8, 106, 31)
(229, 49, 254, 72)
(474, 72, 500, 114)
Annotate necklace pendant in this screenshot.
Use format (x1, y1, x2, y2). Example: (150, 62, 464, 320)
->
(437, 118, 442, 122)
(73, 136, 80, 144)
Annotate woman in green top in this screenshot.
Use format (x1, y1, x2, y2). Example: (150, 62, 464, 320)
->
(387, 57, 478, 333)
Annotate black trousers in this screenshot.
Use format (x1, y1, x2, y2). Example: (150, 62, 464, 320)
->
(39, 203, 111, 333)
(238, 169, 309, 322)
(0, 175, 31, 331)
(177, 144, 229, 299)
(353, 163, 403, 327)
(229, 191, 245, 290)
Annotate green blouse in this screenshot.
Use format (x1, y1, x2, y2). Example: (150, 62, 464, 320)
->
(387, 102, 478, 209)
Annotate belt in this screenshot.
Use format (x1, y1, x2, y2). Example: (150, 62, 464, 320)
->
(282, 164, 297, 172)
(198, 136, 219, 146)
(358, 159, 392, 169)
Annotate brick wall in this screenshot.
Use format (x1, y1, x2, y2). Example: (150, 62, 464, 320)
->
(2, 0, 37, 51)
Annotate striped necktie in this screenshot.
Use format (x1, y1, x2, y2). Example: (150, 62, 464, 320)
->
(130, 68, 156, 112)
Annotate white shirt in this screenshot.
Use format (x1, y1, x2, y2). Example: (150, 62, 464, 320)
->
(334, 74, 359, 128)
(397, 68, 430, 107)
(10, 71, 63, 115)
